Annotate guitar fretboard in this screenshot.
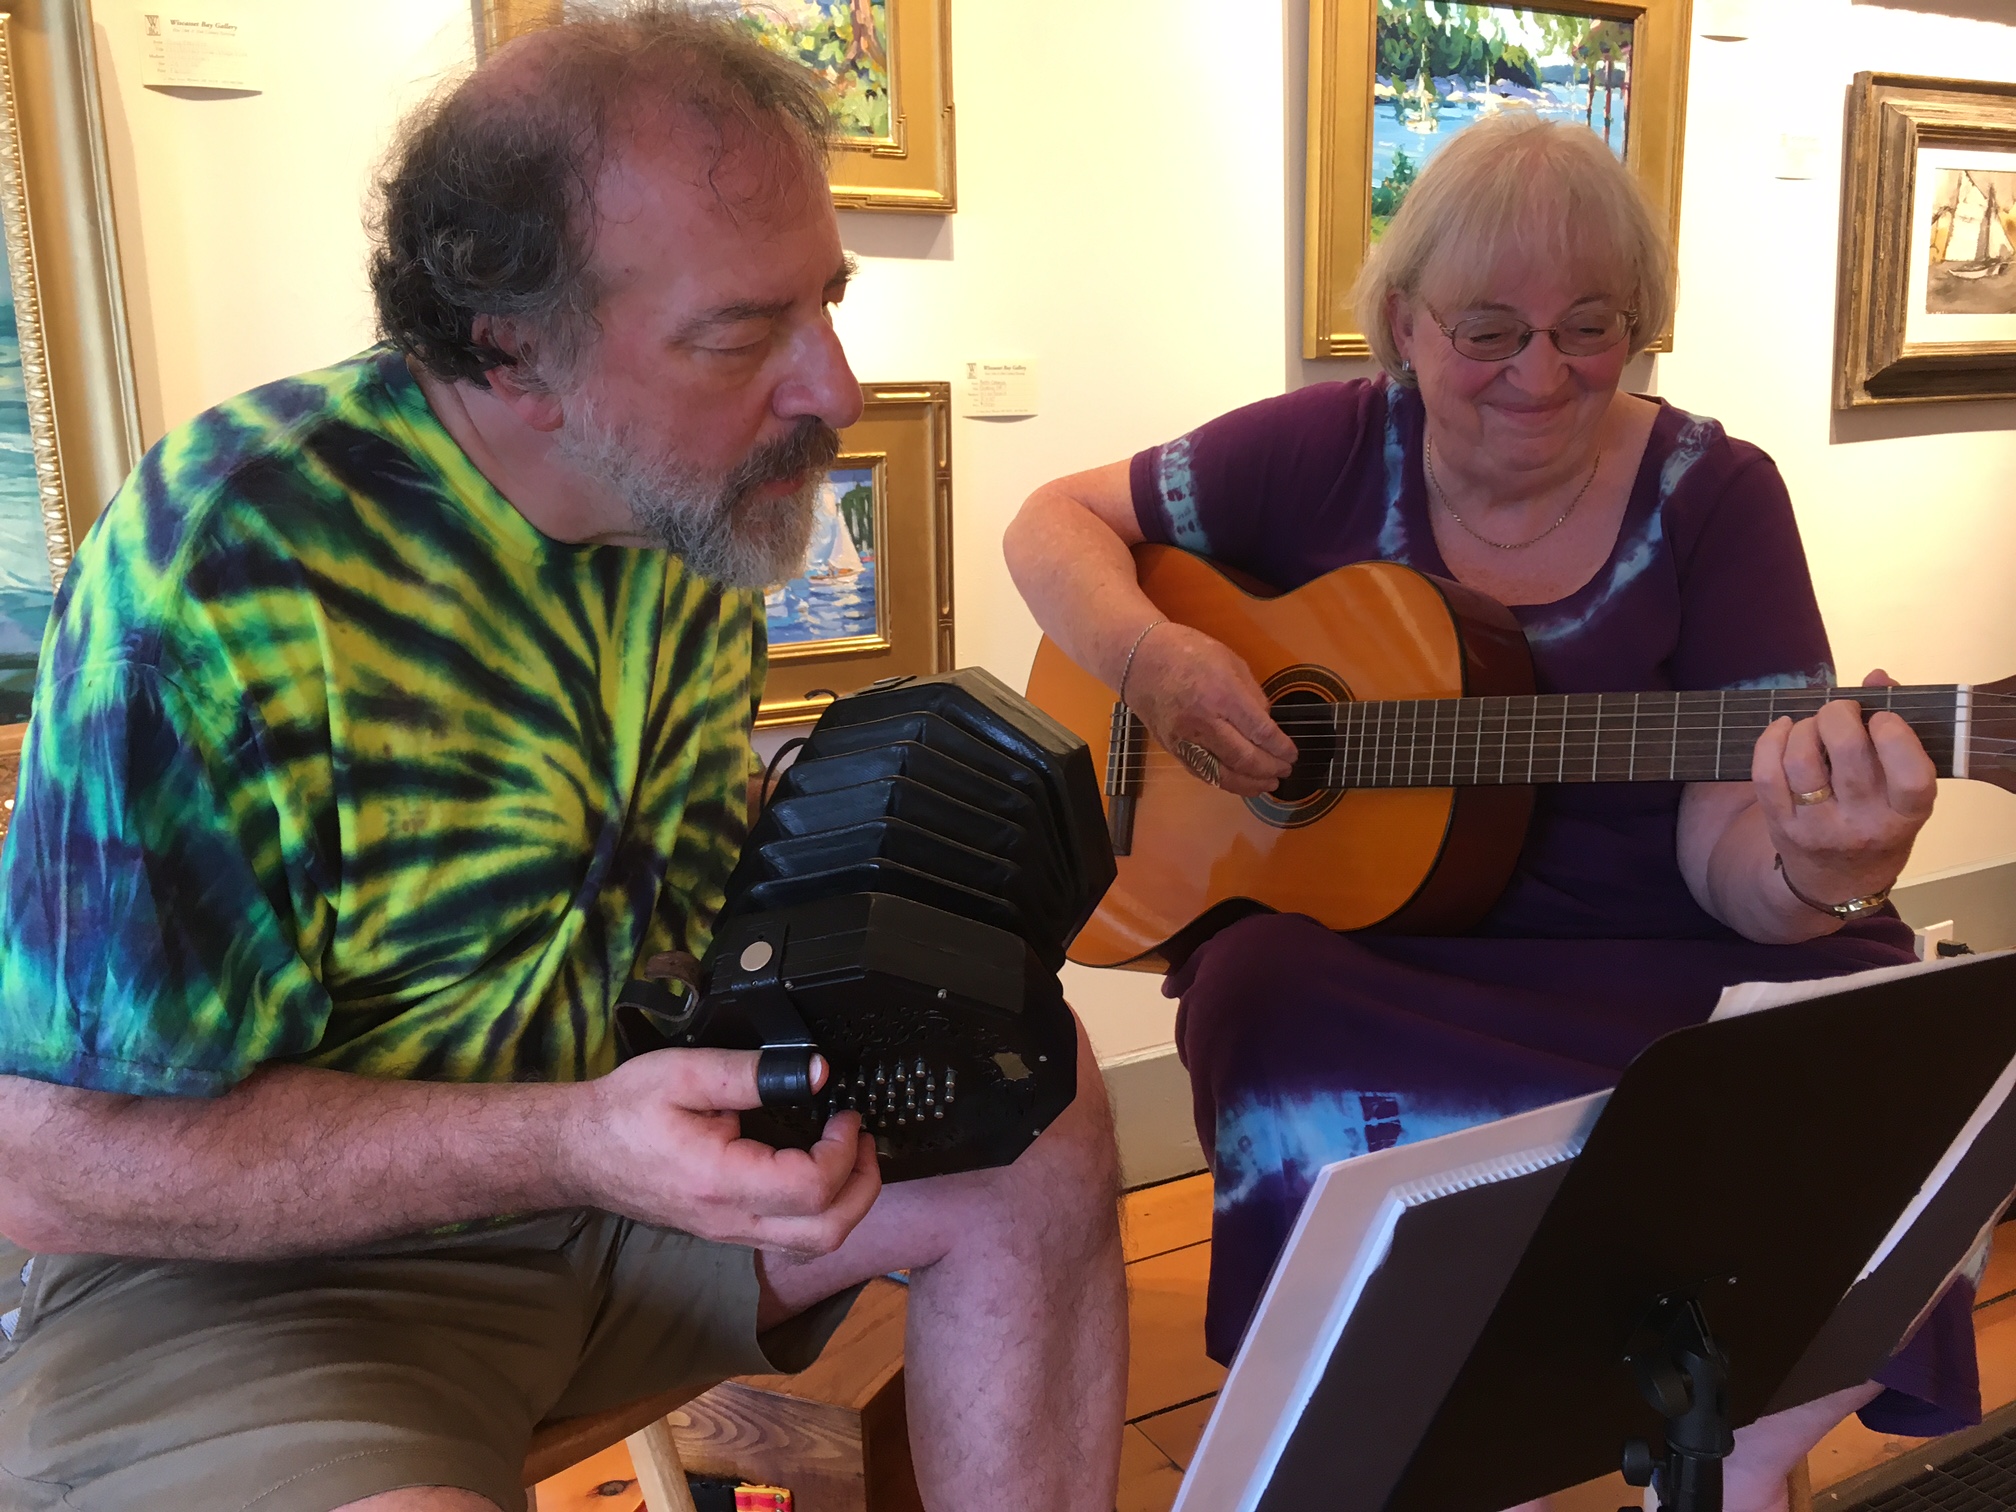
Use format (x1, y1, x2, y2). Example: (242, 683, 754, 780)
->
(1294, 685, 1966, 788)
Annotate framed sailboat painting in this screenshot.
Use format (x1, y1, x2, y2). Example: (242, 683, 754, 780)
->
(756, 382, 954, 728)
(1837, 74, 2016, 408)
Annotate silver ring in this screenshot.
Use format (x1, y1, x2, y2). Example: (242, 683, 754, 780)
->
(1174, 739, 1222, 788)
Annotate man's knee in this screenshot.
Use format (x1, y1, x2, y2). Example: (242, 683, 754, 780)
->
(985, 1013, 1121, 1249)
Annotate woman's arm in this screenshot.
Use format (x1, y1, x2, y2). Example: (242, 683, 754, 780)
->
(1004, 465, 1294, 795)
(1003, 462, 1158, 691)
(1678, 671, 1937, 944)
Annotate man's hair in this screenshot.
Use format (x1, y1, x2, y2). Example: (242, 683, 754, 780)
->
(370, 1, 832, 388)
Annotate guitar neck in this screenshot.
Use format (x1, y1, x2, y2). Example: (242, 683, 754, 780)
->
(1296, 684, 1973, 788)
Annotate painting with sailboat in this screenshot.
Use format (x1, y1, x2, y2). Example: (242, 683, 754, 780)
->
(1926, 167, 2016, 316)
(1372, 2, 1632, 238)
(766, 463, 880, 649)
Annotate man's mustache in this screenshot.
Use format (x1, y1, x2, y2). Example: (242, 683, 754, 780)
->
(725, 418, 842, 502)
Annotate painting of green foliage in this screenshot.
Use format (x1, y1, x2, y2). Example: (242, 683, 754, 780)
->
(1372, 2, 1633, 237)
(739, 0, 891, 141)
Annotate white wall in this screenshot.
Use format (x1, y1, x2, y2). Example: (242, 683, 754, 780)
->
(89, 0, 474, 439)
(85, 0, 2016, 1065)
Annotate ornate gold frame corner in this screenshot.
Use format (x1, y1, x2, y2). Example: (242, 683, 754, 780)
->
(478, 0, 955, 214)
(1835, 72, 2016, 410)
(1303, 0, 1692, 360)
(756, 382, 952, 728)
(0, 2, 144, 757)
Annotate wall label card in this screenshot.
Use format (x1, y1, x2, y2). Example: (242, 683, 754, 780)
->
(141, 7, 261, 92)
(961, 360, 1038, 419)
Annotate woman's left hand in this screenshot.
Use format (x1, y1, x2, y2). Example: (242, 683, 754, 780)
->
(1751, 669, 1938, 911)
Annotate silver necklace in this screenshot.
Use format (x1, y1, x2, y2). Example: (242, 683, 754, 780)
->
(1425, 436, 1602, 551)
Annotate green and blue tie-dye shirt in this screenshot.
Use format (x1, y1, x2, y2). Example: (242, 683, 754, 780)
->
(0, 346, 763, 1096)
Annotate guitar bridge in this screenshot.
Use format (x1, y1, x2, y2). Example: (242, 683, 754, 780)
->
(1105, 701, 1146, 855)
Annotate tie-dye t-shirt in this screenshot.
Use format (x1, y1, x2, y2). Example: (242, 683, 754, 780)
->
(0, 346, 762, 1097)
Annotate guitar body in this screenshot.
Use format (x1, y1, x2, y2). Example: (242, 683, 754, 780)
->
(1027, 547, 1538, 970)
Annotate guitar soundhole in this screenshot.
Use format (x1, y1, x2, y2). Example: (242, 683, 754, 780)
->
(1269, 691, 1330, 804)
(1249, 665, 1350, 830)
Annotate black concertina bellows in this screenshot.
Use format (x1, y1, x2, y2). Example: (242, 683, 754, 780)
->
(614, 668, 1117, 1182)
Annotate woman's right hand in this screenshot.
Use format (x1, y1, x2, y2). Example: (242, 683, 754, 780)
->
(1124, 622, 1297, 796)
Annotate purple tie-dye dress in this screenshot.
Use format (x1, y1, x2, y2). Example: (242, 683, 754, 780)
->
(1128, 377, 1977, 1436)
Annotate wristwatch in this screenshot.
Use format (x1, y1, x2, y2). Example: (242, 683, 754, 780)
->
(1774, 854, 1893, 922)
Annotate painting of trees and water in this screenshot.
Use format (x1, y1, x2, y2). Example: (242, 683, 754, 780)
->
(1374, 1, 1633, 237)
(765, 464, 879, 649)
(738, 0, 890, 141)
(0, 254, 45, 726)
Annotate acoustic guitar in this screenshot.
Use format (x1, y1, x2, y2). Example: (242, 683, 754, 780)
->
(1025, 545, 2016, 971)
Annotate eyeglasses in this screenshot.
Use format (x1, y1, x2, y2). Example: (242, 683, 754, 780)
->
(1431, 306, 1638, 362)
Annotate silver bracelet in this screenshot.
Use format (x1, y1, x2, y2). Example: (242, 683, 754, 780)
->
(1774, 853, 1893, 921)
(1116, 618, 1167, 705)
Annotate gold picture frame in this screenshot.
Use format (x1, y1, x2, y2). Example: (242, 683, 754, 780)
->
(1303, 0, 1692, 360)
(0, 2, 144, 793)
(1835, 73, 2016, 410)
(757, 381, 952, 727)
(476, 0, 956, 213)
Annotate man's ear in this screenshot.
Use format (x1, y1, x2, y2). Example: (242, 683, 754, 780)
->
(470, 316, 566, 432)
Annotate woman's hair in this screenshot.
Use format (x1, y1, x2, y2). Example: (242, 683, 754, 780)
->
(369, 1, 832, 389)
(1352, 109, 1675, 381)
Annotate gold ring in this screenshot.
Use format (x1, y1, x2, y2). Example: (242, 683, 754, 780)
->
(1174, 739, 1222, 788)
(1792, 784, 1835, 807)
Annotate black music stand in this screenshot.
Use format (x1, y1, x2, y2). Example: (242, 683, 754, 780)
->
(1175, 951, 2016, 1512)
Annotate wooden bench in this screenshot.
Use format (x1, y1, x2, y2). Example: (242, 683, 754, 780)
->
(525, 1276, 920, 1512)
(525, 1384, 704, 1511)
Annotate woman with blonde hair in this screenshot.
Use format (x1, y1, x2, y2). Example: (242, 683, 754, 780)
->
(1006, 111, 1970, 1509)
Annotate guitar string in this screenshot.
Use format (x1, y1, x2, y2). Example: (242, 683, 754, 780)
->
(1198, 690, 2012, 726)
(1102, 693, 2015, 762)
(1128, 709, 2007, 733)
(1109, 728, 2016, 772)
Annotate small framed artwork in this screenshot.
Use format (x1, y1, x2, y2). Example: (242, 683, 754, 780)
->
(1303, 0, 1692, 360)
(0, 7, 144, 827)
(476, 0, 955, 213)
(1836, 74, 2016, 409)
(757, 382, 953, 727)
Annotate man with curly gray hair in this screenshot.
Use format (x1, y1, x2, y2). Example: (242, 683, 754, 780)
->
(0, 7, 1126, 1510)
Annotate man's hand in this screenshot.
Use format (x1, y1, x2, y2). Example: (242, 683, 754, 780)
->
(1124, 623, 1297, 797)
(564, 1048, 881, 1257)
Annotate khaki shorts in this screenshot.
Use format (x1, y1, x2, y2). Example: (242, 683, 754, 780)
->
(0, 1210, 857, 1512)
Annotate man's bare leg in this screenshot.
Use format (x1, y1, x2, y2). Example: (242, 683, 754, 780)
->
(758, 1016, 1128, 1512)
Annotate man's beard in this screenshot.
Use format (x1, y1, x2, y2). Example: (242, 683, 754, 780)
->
(555, 398, 841, 589)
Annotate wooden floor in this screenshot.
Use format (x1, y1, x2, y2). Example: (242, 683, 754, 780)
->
(538, 1177, 2016, 1511)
